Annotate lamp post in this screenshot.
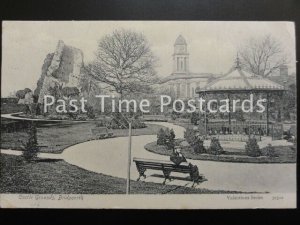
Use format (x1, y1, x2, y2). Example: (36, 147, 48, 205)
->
(126, 121, 132, 194)
(116, 112, 132, 195)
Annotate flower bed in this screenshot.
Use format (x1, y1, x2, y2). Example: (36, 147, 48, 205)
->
(144, 140, 296, 163)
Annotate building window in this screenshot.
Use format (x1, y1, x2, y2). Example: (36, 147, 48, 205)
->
(181, 83, 186, 98)
(177, 83, 180, 97)
(192, 87, 195, 97)
(187, 83, 190, 98)
(177, 58, 179, 71)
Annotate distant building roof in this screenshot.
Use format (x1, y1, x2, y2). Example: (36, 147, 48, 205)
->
(174, 35, 187, 45)
(196, 66, 285, 93)
(160, 72, 216, 84)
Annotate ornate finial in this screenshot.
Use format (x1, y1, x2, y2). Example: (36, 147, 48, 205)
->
(235, 52, 241, 69)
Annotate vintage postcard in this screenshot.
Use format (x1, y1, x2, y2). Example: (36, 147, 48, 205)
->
(0, 21, 296, 208)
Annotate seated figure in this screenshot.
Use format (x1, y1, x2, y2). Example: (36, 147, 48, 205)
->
(170, 146, 187, 165)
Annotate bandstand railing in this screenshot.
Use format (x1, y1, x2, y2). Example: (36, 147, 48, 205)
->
(206, 121, 283, 141)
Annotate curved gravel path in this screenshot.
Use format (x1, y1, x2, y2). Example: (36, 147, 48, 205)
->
(61, 122, 296, 193)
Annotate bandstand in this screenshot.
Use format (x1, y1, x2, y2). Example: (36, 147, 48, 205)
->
(196, 56, 286, 141)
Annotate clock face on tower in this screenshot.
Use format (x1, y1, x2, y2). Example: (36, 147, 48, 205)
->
(176, 45, 185, 54)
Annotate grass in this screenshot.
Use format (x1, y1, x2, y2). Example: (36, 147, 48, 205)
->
(0, 103, 25, 114)
(145, 140, 296, 163)
(1, 120, 165, 154)
(0, 154, 243, 194)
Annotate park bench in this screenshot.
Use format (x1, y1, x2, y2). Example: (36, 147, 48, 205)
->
(91, 127, 114, 139)
(133, 157, 205, 187)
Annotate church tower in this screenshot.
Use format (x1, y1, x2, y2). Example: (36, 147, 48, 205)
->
(173, 35, 189, 74)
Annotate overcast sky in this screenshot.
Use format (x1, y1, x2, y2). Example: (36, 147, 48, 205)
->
(1, 21, 296, 97)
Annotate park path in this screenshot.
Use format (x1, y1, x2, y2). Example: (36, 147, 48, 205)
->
(61, 122, 296, 193)
(1, 120, 296, 193)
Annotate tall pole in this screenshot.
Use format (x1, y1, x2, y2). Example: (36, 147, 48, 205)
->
(204, 93, 207, 138)
(126, 121, 132, 194)
(228, 93, 231, 134)
(266, 93, 270, 136)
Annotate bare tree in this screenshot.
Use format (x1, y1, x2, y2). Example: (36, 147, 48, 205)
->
(239, 35, 288, 77)
(88, 29, 158, 98)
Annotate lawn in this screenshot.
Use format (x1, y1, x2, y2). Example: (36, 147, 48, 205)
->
(1, 120, 165, 153)
(0, 103, 25, 114)
(145, 140, 296, 163)
(0, 154, 243, 194)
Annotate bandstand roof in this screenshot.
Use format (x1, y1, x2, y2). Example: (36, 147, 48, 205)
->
(196, 63, 286, 94)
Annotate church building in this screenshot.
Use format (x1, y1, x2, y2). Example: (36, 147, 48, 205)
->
(159, 35, 218, 99)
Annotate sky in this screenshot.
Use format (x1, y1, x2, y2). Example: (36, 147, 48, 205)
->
(1, 21, 296, 97)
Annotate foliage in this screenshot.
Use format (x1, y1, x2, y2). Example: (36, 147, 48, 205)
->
(262, 144, 277, 158)
(245, 137, 262, 157)
(16, 88, 32, 99)
(190, 112, 199, 125)
(86, 105, 96, 119)
(171, 114, 177, 120)
(47, 114, 70, 120)
(239, 35, 288, 77)
(88, 29, 158, 98)
(156, 128, 175, 150)
(157, 128, 166, 145)
(22, 122, 39, 162)
(166, 129, 176, 150)
(208, 137, 224, 155)
(131, 119, 146, 129)
(62, 87, 80, 97)
(234, 109, 245, 122)
(184, 128, 206, 154)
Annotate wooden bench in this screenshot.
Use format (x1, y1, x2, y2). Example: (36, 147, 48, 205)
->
(133, 157, 205, 187)
(91, 127, 114, 139)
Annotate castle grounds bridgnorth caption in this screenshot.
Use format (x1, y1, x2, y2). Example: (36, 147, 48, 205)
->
(44, 94, 267, 114)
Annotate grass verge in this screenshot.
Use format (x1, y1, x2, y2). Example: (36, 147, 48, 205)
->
(1, 154, 244, 194)
(1, 120, 164, 154)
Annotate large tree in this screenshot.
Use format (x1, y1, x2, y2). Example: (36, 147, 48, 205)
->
(239, 35, 288, 77)
(88, 29, 158, 98)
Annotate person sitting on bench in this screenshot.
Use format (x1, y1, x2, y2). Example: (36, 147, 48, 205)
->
(170, 146, 187, 166)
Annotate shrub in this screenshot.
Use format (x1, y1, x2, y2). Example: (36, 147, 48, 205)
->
(245, 137, 262, 157)
(171, 114, 177, 120)
(131, 119, 146, 129)
(86, 105, 95, 119)
(263, 144, 277, 157)
(156, 128, 175, 149)
(109, 120, 120, 129)
(96, 120, 107, 127)
(76, 115, 88, 121)
(68, 111, 79, 120)
(208, 137, 224, 155)
(166, 129, 175, 150)
(184, 128, 206, 154)
(190, 112, 198, 125)
(157, 128, 166, 145)
(22, 122, 39, 162)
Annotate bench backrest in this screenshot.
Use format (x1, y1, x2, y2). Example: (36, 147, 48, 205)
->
(133, 157, 191, 172)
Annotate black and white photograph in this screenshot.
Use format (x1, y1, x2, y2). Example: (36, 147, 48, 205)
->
(0, 21, 297, 209)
